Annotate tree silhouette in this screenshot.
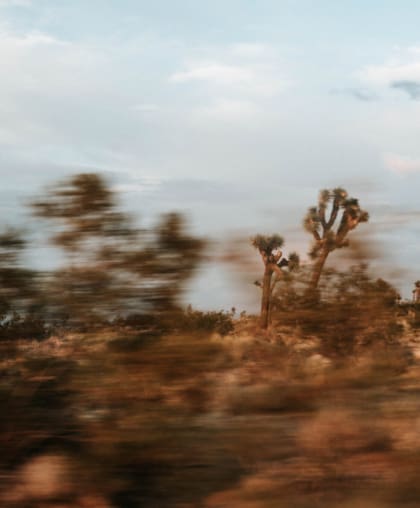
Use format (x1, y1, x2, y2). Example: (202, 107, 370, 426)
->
(118, 212, 205, 312)
(31, 173, 133, 321)
(252, 234, 298, 328)
(0, 228, 37, 318)
(31, 173, 204, 321)
(304, 188, 369, 297)
(31, 173, 131, 256)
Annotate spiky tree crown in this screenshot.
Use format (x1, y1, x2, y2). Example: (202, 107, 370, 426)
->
(251, 234, 284, 256)
(304, 187, 369, 259)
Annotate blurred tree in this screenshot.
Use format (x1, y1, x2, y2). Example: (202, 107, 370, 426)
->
(31, 173, 204, 322)
(252, 234, 299, 328)
(304, 188, 368, 297)
(0, 228, 37, 319)
(117, 212, 205, 312)
(31, 173, 131, 258)
(31, 173, 133, 322)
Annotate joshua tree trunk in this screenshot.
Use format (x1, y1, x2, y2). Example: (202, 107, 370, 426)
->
(309, 248, 330, 293)
(260, 265, 273, 328)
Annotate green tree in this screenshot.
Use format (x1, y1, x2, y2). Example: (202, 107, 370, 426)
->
(304, 188, 369, 297)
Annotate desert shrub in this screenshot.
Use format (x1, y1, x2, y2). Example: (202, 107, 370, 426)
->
(107, 331, 162, 352)
(272, 264, 403, 356)
(113, 313, 161, 329)
(227, 383, 317, 415)
(0, 313, 49, 341)
(177, 307, 235, 336)
(407, 304, 420, 329)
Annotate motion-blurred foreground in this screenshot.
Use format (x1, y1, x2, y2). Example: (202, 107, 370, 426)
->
(3, 173, 420, 507)
(2, 308, 420, 508)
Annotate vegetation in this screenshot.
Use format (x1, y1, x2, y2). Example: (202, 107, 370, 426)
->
(31, 173, 204, 323)
(251, 234, 299, 328)
(303, 187, 369, 298)
(2, 173, 420, 507)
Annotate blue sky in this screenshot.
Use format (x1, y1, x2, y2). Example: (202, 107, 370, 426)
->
(1, 1, 420, 309)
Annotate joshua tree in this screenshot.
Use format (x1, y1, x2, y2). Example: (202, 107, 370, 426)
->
(304, 188, 369, 296)
(252, 234, 299, 328)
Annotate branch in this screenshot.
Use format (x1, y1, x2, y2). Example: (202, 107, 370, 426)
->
(336, 212, 351, 245)
(312, 229, 321, 242)
(326, 197, 340, 229)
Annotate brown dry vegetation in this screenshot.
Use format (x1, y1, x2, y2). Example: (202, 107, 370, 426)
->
(2, 312, 420, 507)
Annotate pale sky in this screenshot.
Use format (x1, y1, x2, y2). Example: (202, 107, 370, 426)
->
(1, 1, 420, 309)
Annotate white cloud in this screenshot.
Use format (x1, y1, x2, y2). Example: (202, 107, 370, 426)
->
(170, 63, 253, 86)
(193, 98, 260, 122)
(0, 30, 110, 99)
(170, 60, 286, 97)
(358, 47, 420, 86)
(360, 62, 420, 85)
(383, 152, 420, 174)
(407, 46, 420, 55)
(169, 42, 289, 98)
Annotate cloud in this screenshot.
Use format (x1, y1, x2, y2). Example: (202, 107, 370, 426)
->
(111, 175, 162, 194)
(357, 48, 420, 98)
(391, 80, 420, 100)
(0, 30, 104, 99)
(0, 28, 161, 154)
(169, 42, 288, 98)
(359, 60, 420, 86)
(330, 87, 377, 102)
(192, 98, 260, 122)
(383, 153, 420, 174)
(170, 63, 254, 86)
(170, 61, 286, 96)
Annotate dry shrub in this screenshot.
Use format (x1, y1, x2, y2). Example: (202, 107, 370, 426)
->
(297, 408, 391, 458)
(273, 264, 403, 357)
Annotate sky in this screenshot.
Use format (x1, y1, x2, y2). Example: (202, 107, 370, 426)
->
(1, 0, 420, 310)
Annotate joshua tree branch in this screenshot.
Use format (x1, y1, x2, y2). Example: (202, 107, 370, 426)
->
(312, 229, 321, 242)
(326, 198, 340, 229)
(319, 206, 327, 229)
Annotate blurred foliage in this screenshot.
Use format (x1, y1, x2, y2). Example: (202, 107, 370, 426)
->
(30, 173, 205, 323)
(0, 313, 48, 341)
(1, 322, 419, 507)
(176, 306, 235, 336)
(112, 307, 235, 337)
(0, 228, 39, 318)
(272, 263, 403, 356)
(2, 174, 420, 507)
